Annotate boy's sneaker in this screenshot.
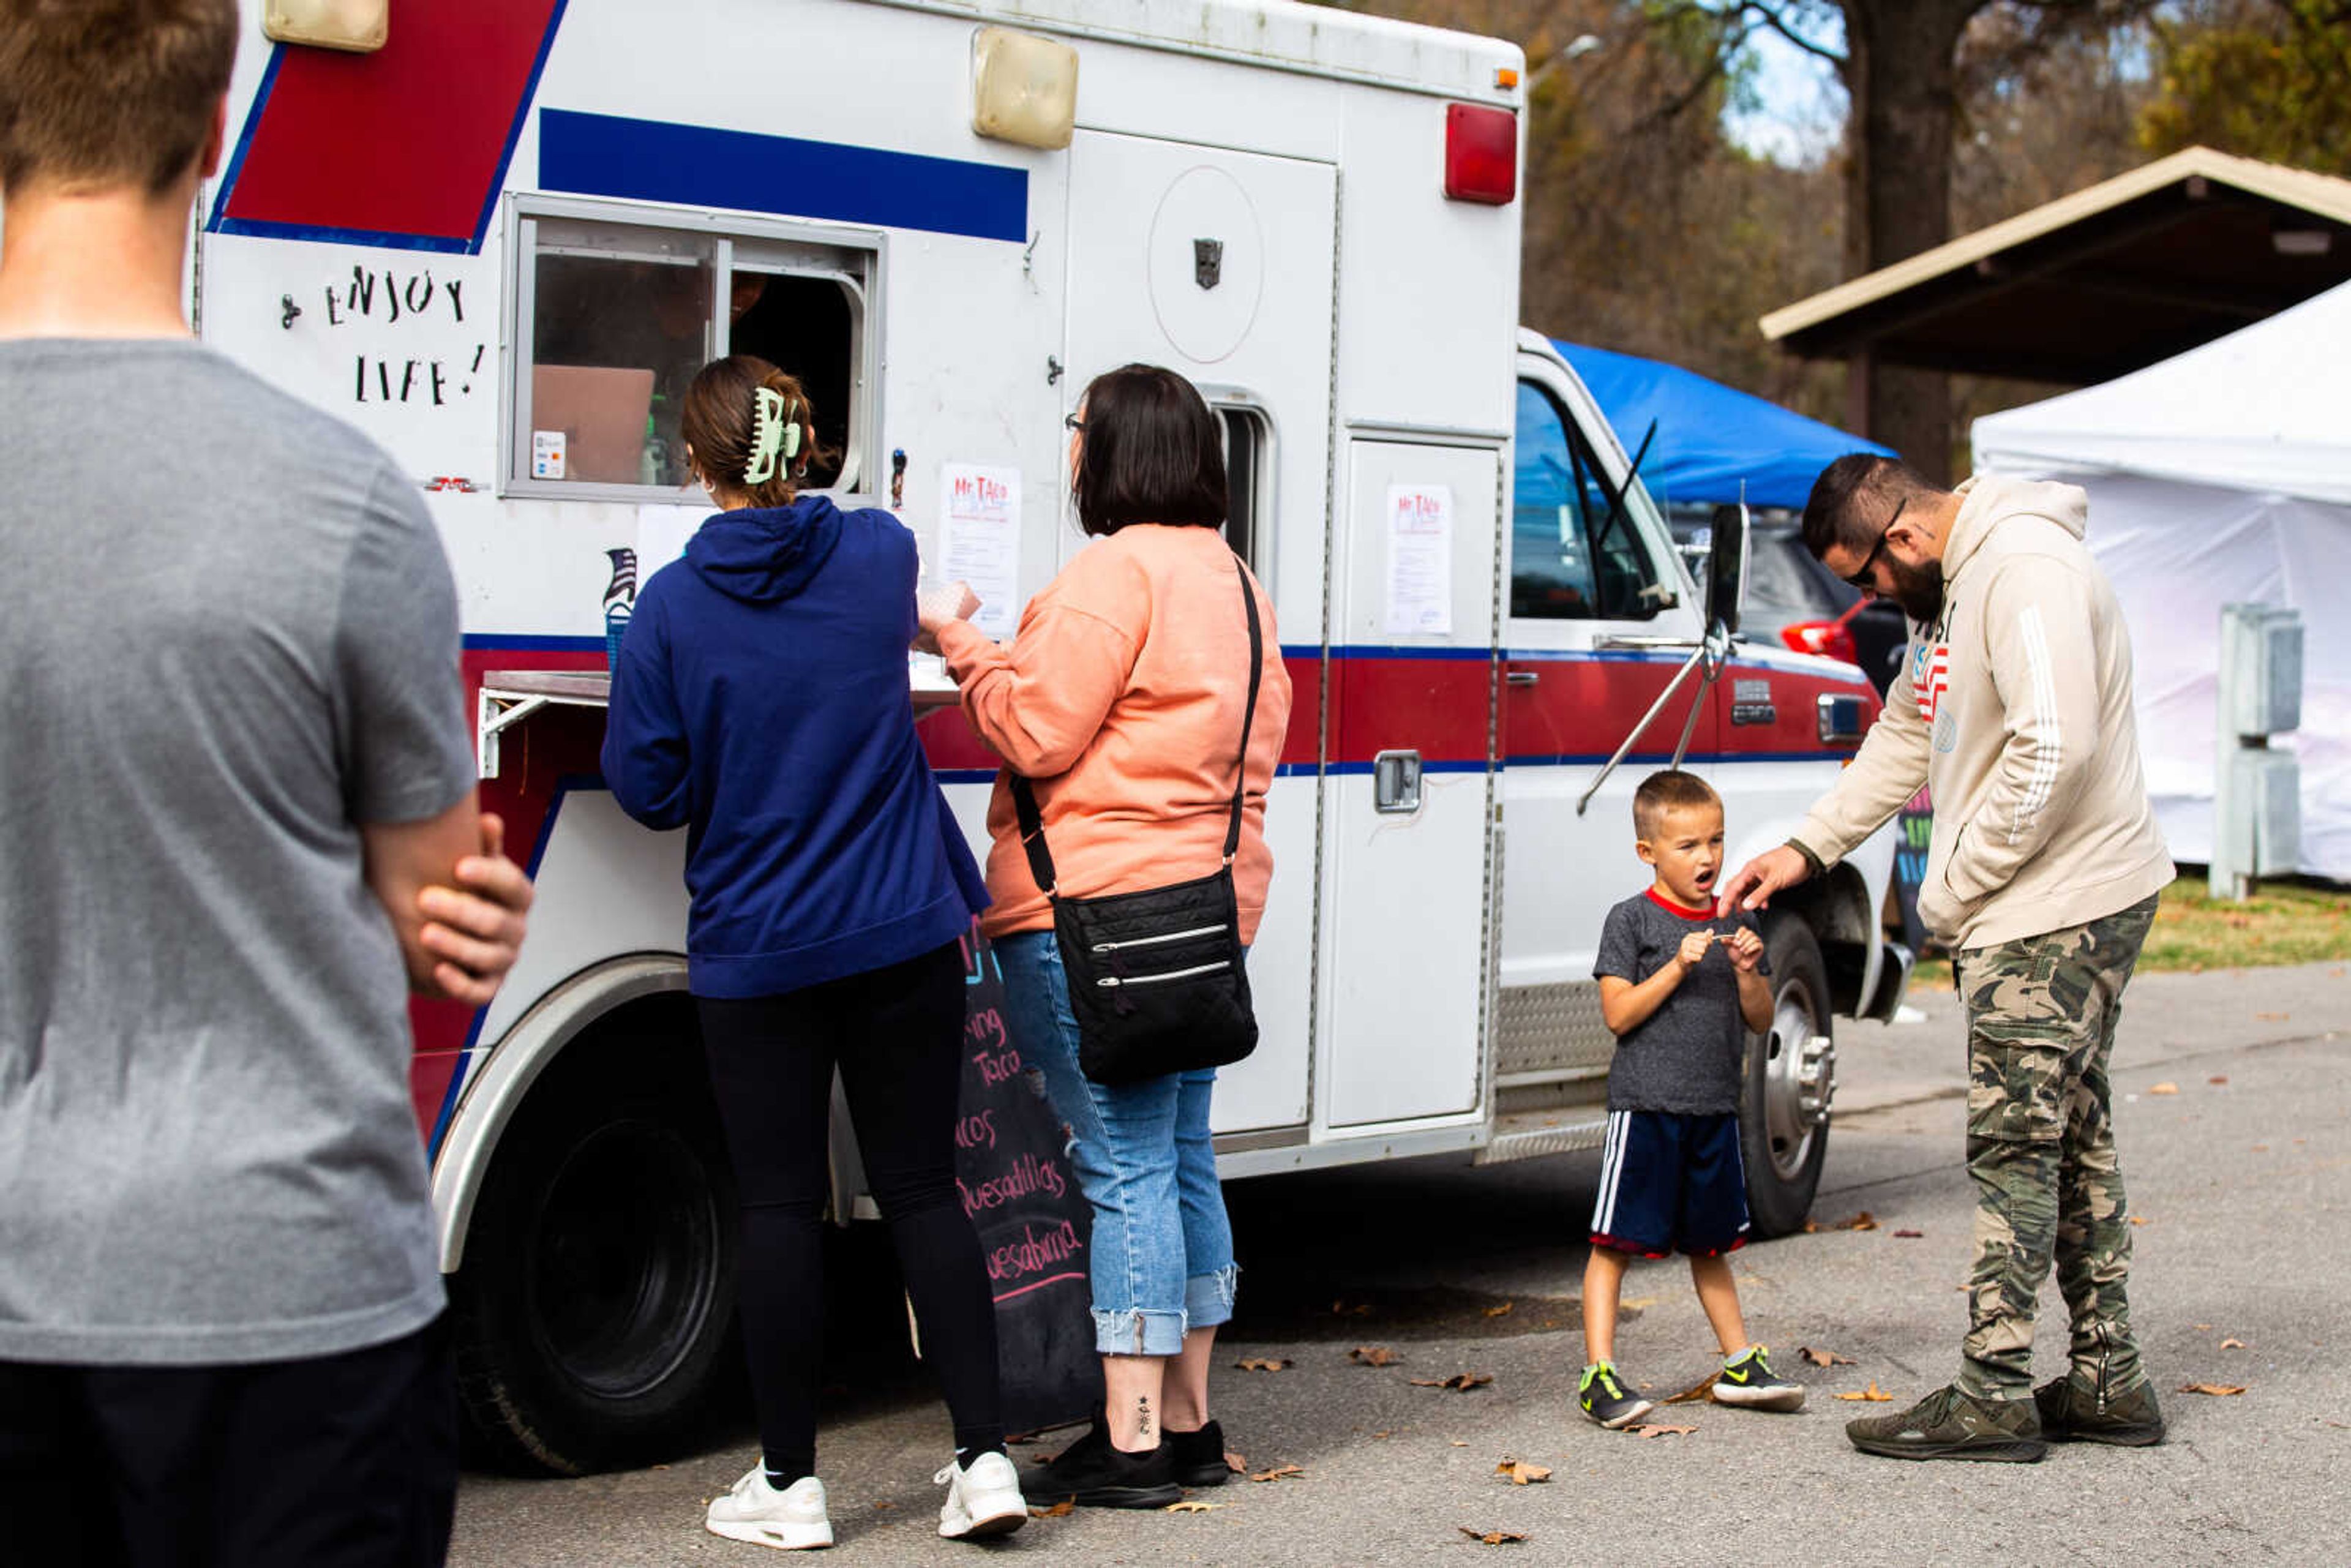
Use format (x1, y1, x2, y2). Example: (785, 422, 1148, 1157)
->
(934, 1452, 1029, 1540)
(1029, 1422, 1183, 1509)
(1578, 1362, 1656, 1430)
(1845, 1384, 2048, 1463)
(1166, 1419, 1233, 1487)
(2034, 1373, 2165, 1447)
(705, 1469, 834, 1551)
(1712, 1345, 1805, 1411)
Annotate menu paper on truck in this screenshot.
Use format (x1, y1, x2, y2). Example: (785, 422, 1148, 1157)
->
(1384, 483, 1454, 636)
(939, 463, 1023, 640)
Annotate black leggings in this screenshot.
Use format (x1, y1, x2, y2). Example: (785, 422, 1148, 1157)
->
(697, 941, 1002, 1479)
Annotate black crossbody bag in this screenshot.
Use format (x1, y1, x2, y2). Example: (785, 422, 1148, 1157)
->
(1007, 557, 1264, 1086)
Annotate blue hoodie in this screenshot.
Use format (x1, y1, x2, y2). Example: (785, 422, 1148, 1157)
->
(601, 495, 988, 998)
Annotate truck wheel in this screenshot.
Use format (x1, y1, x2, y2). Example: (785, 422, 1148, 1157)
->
(1741, 917, 1834, 1237)
(450, 1007, 738, 1475)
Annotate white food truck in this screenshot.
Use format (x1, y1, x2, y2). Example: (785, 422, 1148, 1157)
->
(198, 0, 1903, 1469)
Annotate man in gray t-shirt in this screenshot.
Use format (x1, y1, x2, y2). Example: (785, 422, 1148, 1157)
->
(0, 4, 531, 1563)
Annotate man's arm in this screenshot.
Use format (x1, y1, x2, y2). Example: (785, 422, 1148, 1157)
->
(364, 804, 533, 1007)
(1937, 556, 2105, 910)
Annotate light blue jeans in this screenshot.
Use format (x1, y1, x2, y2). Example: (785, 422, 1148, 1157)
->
(993, 929, 1239, 1356)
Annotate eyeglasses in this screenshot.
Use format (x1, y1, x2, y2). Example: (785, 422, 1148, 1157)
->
(1063, 413, 1085, 432)
(1842, 497, 1905, 590)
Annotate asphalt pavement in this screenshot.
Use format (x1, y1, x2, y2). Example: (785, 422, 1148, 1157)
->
(451, 961, 2350, 1566)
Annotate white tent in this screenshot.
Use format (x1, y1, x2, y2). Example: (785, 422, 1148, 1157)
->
(1974, 280, 2351, 882)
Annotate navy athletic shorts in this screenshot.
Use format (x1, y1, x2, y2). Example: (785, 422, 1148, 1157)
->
(1588, 1109, 1750, 1258)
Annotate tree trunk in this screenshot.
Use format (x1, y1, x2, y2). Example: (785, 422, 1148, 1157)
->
(1839, 0, 1981, 481)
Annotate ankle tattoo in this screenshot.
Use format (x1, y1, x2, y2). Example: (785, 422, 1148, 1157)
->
(1136, 1396, 1154, 1442)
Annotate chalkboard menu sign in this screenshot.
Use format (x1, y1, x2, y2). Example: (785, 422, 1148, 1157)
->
(953, 931, 1103, 1435)
(1892, 784, 1934, 955)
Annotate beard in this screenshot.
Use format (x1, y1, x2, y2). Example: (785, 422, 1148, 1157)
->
(1886, 554, 1946, 625)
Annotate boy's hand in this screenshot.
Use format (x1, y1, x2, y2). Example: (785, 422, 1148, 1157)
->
(1674, 930, 1716, 972)
(1725, 926, 1764, 973)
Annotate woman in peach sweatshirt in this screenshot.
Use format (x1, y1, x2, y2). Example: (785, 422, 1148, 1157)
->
(920, 365, 1292, 1510)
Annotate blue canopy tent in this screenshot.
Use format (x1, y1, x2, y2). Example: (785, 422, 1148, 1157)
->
(1549, 339, 1891, 510)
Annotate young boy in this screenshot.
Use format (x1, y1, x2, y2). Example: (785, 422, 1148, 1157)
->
(1577, 770, 1806, 1428)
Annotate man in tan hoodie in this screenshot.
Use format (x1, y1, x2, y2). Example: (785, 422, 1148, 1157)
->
(1718, 454, 2173, 1464)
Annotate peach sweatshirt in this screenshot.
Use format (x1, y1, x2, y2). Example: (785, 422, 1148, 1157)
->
(937, 523, 1293, 943)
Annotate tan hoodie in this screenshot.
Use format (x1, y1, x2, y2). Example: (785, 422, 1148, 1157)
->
(1790, 475, 2173, 950)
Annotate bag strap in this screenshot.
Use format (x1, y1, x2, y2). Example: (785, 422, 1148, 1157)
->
(1223, 556, 1264, 866)
(1008, 552, 1265, 896)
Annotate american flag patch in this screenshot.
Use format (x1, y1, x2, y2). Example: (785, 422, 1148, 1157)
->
(1916, 643, 1951, 724)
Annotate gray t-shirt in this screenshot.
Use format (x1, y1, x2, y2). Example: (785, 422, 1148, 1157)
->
(0, 339, 474, 1366)
(1593, 891, 1769, 1115)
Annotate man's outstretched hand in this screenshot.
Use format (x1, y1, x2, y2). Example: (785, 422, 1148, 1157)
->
(416, 812, 534, 1006)
(1715, 843, 1812, 917)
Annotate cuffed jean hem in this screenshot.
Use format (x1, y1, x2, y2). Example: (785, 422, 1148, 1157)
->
(1186, 1264, 1239, 1330)
(1092, 1307, 1188, 1357)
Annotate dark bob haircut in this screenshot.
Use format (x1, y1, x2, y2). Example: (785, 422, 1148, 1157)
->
(1073, 364, 1227, 538)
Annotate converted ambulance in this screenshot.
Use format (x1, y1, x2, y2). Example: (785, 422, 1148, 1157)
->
(200, 0, 1903, 1469)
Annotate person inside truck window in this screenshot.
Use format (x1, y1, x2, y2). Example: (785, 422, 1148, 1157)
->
(918, 364, 1295, 1510)
(600, 356, 1029, 1549)
(531, 258, 708, 485)
(727, 269, 852, 490)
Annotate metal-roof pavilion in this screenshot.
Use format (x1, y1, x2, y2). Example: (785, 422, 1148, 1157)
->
(1761, 147, 2351, 387)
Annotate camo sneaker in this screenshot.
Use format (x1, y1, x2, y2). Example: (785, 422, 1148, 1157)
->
(1711, 1345, 1805, 1411)
(1845, 1384, 2047, 1463)
(2034, 1374, 2165, 1447)
(1578, 1362, 1655, 1430)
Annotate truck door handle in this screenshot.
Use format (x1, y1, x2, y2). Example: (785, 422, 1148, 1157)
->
(1505, 670, 1540, 687)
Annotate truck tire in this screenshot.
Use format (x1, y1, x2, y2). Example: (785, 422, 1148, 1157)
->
(1740, 917, 1834, 1238)
(449, 1008, 738, 1475)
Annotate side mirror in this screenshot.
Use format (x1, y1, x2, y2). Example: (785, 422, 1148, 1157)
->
(1707, 501, 1749, 639)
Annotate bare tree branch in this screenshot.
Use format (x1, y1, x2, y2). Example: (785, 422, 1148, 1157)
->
(1736, 1, 1848, 63)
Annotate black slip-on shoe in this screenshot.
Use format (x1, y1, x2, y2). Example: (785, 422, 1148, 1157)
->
(1029, 1422, 1183, 1509)
(1166, 1420, 1232, 1487)
(1845, 1384, 2048, 1463)
(2035, 1374, 2165, 1447)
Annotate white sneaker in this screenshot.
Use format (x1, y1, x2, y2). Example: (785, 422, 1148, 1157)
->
(934, 1452, 1029, 1540)
(705, 1468, 833, 1551)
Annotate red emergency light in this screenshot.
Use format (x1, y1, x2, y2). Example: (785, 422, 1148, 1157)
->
(1444, 102, 1518, 205)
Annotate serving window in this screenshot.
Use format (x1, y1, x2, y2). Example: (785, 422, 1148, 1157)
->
(506, 197, 883, 501)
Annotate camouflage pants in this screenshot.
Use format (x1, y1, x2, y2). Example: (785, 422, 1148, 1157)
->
(1955, 894, 2159, 1401)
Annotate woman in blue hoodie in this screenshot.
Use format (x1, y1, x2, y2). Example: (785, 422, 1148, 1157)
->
(602, 356, 1026, 1550)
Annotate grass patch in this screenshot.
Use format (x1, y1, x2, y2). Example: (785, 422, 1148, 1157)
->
(1906, 876, 2350, 988)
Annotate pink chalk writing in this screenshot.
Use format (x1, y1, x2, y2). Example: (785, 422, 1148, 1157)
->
(984, 1219, 1084, 1288)
(960, 1151, 1067, 1216)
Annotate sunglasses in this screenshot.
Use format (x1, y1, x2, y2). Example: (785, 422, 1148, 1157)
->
(1843, 497, 1906, 590)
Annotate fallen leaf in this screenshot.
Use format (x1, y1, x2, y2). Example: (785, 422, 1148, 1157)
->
(1801, 1219, 1821, 1234)
(2221, 1339, 2248, 1351)
(2209, 1075, 2230, 1086)
(2129, 1215, 2149, 1226)
(2255, 1012, 2289, 1022)
(1493, 1458, 1553, 1485)
(1458, 1528, 1528, 1545)
(1029, 1499, 1075, 1518)
(1483, 1302, 1515, 1318)
(1450, 1439, 1469, 1447)
(1329, 1299, 1373, 1317)
(1627, 1424, 1698, 1438)
(1165, 1499, 1222, 1513)
(1350, 1345, 1403, 1367)
(1835, 1381, 1895, 1402)
(1373, 1430, 1393, 1440)
(1660, 1373, 1718, 1405)
(1894, 1229, 1924, 1239)
(1839, 1212, 1879, 1231)
(1250, 1463, 1306, 1483)
(651, 1463, 670, 1471)
(2150, 1082, 2180, 1095)
(2195, 1323, 2214, 1331)
(2178, 1383, 2247, 1397)
(1234, 1357, 1292, 1372)
(2253, 1144, 2270, 1152)
(1224, 1450, 1247, 1474)
(1621, 1296, 1659, 1311)
(872, 1501, 895, 1511)
(1409, 1372, 1494, 1392)
(1799, 1346, 1856, 1367)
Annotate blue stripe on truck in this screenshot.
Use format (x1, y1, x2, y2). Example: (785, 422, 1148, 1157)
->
(538, 108, 1029, 244)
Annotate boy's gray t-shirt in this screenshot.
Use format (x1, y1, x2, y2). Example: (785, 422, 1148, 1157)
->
(1593, 891, 1768, 1115)
(0, 339, 474, 1365)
